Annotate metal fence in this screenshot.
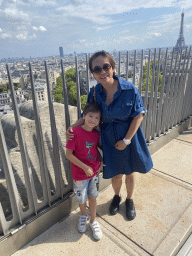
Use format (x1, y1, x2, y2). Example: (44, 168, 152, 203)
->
(0, 47, 192, 238)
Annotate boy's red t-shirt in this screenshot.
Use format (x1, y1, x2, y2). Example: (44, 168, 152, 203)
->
(66, 126, 100, 180)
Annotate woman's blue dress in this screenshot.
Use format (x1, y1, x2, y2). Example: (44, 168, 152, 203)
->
(87, 76, 153, 179)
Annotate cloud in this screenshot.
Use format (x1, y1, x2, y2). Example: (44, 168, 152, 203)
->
(186, 24, 192, 31)
(0, 28, 2, 32)
(32, 0, 56, 6)
(95, 26, 113, 31)
(0, 32, 12, 39)
(32, 26, 38, 31)
(56, 0, 179, 25)
(16, 32, 36, 40)
(3, 0, 57, 7)
(153, 33, 161, 37)
(16, 33, 28, 40)
(39, 26, 47, 31)
(17, 25, 27, 30)
(32, 26, 47, 31)
(3, 7, 29, 20)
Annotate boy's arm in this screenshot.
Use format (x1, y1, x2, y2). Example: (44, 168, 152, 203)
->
(66, 148, 94, 177)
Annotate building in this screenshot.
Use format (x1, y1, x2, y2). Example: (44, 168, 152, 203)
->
(0, 90, 28, 106)
(174, 11, 187, 53)
(26, 83, 48, 102)
(59, 47, 64, 58)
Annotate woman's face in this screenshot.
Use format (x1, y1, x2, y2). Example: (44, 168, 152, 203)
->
(91, 56, 115, 85)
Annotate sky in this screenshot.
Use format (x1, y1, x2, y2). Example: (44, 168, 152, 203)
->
(0, 0, 192, 59)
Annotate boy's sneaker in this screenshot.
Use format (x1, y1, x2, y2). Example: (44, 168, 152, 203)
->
(90, 220, 102, 240)
(78, 215, 88, 233)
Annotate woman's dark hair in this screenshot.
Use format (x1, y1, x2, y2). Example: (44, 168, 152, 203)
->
(89, 50, 116, 73)
(83, 102, 101, 116)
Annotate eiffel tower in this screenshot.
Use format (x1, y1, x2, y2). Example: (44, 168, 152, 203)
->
(174, 11, 187, 53)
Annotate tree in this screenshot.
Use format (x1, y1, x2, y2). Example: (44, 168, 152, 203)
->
(68, 84, 77, 106)
(54, 93, 63, 103)
(54, 86, 63, 95)
(142, 61, 162, 92)
(66, 79, 76, 90)
(81, 95, 87, 111)
(56, 76, 62, 87)
(54, 67, 87, 108)
(65, 68, 76, 81)
(13, 82, 21, 90)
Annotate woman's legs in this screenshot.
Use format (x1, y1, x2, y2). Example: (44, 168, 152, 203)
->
(125, 173, 136, 220)
(111, 174, 124, 195)
(110, 173, 136, 220)
(109, 174, 123, 215)
(125, 172, 135, 199)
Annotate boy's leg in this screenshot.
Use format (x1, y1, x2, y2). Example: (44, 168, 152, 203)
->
(73, 180, 88, 233)
(88, 176, 102, 240)
(88, 196, 96, 223)
(79, 202, 87, 216)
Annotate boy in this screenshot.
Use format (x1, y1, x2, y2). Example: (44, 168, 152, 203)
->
(66, 102, 105, 240)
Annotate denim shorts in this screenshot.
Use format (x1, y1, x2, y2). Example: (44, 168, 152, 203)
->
(73, 175, 99, 204)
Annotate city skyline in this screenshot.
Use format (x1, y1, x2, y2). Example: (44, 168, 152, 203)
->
(0, 0, 192, 59)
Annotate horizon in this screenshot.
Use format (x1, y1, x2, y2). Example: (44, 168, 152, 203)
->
(1, 0, 192, 60)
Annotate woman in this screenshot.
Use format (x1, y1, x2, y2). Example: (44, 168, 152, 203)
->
(66, 50, 153, 220)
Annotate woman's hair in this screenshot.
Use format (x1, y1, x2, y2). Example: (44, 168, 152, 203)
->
(89, 50, 116, 73)
(83, 102, 101, 116)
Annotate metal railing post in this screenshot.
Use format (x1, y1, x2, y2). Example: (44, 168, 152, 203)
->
(75, 55, 81, 119)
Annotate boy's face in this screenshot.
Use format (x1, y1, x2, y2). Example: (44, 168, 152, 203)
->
(83, 111, 100, 129)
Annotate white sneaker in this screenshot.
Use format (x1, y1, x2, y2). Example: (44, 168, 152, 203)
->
(78, 215, 88, 233)
(90, 220, 102, 240)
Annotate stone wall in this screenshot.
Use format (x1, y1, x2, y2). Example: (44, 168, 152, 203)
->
(0, 100, 78, 217)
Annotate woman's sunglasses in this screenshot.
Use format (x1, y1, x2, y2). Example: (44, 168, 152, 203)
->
(92, 63, 112, 74)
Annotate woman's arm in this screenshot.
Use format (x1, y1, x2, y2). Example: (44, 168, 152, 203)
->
(115, 114, 144, 150)
(66, 118, 84, 140)
(66, 148, 94, 177)
(125, 113, 143, 140)
(96, 148, 106, 174)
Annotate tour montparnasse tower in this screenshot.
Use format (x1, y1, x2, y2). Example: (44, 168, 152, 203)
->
(174, 10, 187, 53)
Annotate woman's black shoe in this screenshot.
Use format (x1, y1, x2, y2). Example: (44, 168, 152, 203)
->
(125, 199, 136, 220)
(109, 195, 121, 215)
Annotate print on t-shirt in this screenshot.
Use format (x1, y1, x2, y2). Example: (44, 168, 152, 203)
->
(86, 141, 96, 160)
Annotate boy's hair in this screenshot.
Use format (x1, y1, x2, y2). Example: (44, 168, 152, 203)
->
(83, 102, 101, 116)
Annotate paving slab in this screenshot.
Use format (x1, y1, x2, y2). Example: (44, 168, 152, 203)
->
(12, 210, 131, 256)
(152, 138, 192, 184)
(177, 127, 192, 143)
(96, 172, 192, 255)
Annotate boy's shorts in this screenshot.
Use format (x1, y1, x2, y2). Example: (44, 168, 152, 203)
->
(73, 175, 99, 204)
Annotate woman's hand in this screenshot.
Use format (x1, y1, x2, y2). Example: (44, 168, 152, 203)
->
(97, 162, 106, 175)
(115, 140, 127, 150)
(66, 126, 74, 141)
